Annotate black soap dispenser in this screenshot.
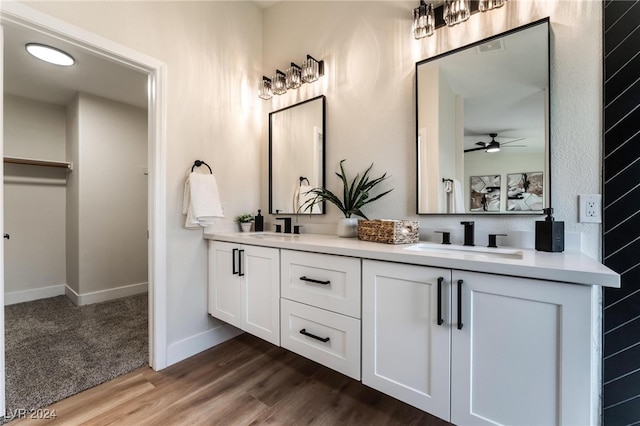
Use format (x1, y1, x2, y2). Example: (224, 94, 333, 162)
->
(254, 210, 264, 232)
(535, 208, 564, 252)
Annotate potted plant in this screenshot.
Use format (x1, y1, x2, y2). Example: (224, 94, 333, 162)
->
(301, 159, 392, 237)
(235, 213, 254, 232)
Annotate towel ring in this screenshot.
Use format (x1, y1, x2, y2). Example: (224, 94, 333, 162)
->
(299, 176, 309, 186)
(192, 160, 212, 174)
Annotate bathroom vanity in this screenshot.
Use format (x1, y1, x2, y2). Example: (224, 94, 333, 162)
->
(204, 231, 619, 425)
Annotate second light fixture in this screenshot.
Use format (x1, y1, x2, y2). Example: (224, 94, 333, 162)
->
(259, 54, 325, 100)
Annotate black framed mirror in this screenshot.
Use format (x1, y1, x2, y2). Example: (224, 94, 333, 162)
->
(416, 19, 550, 214)
(269, 95, 326, 215)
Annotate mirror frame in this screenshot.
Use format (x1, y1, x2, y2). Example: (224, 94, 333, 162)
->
(269, 95, 326, 215)
(415, 18, 551, 215)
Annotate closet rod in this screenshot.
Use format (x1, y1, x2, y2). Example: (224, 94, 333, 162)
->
(3, 156, 73, 171)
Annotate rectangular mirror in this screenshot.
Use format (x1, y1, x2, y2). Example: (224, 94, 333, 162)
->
(416, 19, 550, 214)
(269, 95, 326, 215)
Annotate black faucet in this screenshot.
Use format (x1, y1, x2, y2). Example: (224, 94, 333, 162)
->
(276, 217, 292, 234)
(488, 233, 508, 248)
(460, 221, 475, 246)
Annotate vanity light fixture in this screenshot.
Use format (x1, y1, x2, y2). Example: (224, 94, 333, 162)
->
(25, 43, 75, 66)
(258, 76, 273, 100)
(272, 70, 287, 95)
(301, 55, 324, 83)
(413, 0, 435, 39)
(479, 0, 506, 12)
(444, 0, 471, 26)
(259, 54, 325, 99)
(286, 63, 302, 89)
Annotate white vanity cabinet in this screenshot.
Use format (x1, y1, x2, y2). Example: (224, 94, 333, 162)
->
(451, 270, 593, 426)
(208, 241, 280, 346)
(280, 250, 362, 380)
(363, 260, 595, 425)
(362, 260, 452, 421)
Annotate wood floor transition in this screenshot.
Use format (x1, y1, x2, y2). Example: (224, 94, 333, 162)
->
(8, 333, 450, 425)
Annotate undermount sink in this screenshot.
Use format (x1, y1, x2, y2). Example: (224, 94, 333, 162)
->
(243, 232, 297, 241)
(405, 243, 524, 260)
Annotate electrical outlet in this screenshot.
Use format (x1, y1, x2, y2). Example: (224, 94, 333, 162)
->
(579, 194, 602, 223)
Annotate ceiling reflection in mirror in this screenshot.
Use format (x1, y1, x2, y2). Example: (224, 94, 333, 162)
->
(269, 95, 326, 215)
(416, 19, 549, 215)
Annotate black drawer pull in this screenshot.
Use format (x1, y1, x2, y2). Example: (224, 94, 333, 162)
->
(232, 248, 239, 275)
(238, 249, 245, 277)
(299, 276, 331, 285)
(299, 328, 330, 343)
(457, 279, 464, 330)
(437, 277, 444, 326)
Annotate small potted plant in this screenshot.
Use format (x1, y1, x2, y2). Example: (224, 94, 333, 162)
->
(301, 159, 392, 237)
(236, 213, 254, 232)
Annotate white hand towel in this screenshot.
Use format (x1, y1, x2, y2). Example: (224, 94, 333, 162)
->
(444, 179, 465, 214)
(294, 185, 318, 213)
(183, 172, 224, 228)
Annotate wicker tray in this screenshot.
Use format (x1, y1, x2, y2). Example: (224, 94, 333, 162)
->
(357, 220, 419, 244)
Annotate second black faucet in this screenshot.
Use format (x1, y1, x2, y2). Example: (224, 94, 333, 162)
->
(276, 217, 292, 234)
(460, 221, 475, 246)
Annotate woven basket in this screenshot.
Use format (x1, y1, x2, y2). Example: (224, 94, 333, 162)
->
(357, 220, 419, 244)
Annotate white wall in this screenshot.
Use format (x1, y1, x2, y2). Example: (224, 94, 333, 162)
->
(66, 93, 147, 300)
(262, 1, 602, 258)
(3, 94, 66, 301)
(23, 1, 263, 362)
(16, 0, 602, 365)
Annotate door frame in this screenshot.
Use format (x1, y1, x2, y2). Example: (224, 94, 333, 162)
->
(0, 1, 168, 414)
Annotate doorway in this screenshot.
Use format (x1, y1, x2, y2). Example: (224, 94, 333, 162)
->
(0, 1, 168, 415)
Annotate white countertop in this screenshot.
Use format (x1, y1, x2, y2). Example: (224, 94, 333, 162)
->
(204, 232, 620, 288)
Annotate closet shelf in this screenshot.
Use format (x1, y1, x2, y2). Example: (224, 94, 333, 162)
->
(3, 156, 73, 171)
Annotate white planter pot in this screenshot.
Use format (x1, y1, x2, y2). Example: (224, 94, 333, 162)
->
(240, 222, 252, 232)
(337, 218, 358, 238)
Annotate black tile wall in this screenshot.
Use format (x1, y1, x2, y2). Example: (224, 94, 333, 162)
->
(603, 1, 640, 424)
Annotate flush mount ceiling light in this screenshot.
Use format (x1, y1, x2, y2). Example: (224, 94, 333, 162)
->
(25, 43, 75, 66)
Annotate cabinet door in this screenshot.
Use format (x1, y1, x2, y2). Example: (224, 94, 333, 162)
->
(243, 245, 280, 346)
(362, 260, 452, 420)
(208, 241, 242, 328)
(451, 271, 593, 426)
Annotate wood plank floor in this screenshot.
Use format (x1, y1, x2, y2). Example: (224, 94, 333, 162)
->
(7, 333, 451, 425)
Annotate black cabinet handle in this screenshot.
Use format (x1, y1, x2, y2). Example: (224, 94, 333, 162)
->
(437, 277, 444, 326)
(457, 279, 464, 330)
(232, 248, 238, 275)
(300, 328, 330, 343)
(238, 249, 245, 277)
(3, 234, 9, 240)
(299, 276, 331, 285)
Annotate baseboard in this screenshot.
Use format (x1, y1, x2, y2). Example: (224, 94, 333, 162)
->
(166, 323, 243, 367)
(65, 282, 148, 306)
(4, 284, 66, 305)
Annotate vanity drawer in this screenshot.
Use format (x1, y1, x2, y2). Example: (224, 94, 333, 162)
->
(281, 298, 361, 380)
(281, 250, 361, 318)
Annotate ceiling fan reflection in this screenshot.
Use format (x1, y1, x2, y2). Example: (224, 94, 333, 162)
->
(464, 133, 526, 153)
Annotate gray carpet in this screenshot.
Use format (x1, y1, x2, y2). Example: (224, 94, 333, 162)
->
(4, 294, 148, 417)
